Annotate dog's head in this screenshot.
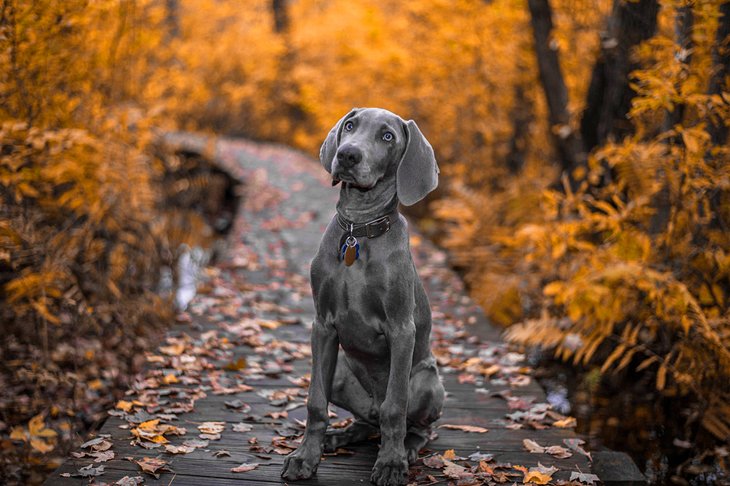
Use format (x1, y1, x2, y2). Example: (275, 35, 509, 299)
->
(319, 107, 439, 206)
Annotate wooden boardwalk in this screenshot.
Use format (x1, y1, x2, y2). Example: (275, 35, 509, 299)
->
(46, 136, 643, 485)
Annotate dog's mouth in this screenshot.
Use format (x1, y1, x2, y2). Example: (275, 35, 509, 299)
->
(332, 176, 372, 190)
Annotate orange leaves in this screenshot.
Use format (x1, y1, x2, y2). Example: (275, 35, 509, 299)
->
(10, 414, 58, 454)
(131, 420, 186, 445)
(514, 463, 557, 484)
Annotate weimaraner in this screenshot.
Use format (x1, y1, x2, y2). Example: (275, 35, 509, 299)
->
(281, 108, 445, 486)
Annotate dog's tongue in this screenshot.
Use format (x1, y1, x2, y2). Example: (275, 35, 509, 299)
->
(331, 178, 341, 186)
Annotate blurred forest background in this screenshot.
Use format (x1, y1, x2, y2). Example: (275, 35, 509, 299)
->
(1, 0, 729, 484)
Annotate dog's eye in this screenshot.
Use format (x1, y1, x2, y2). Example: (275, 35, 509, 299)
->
(344, 121, 354, 132)
(382, 132, 394, 142)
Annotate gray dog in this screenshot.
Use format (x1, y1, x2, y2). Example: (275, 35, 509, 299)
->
(281, 108, 445, 486)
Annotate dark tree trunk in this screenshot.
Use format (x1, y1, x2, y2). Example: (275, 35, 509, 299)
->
(506, 83, 532, 174)
(580, 0, 660, 151)
(165, 0, 179, 39)
(652, 6, 695, 234)
(272, 0, 290, 33)
(527, 0, 585, 178)
(708, 2, 730, 146)
(270, 0, 308, 132)
(663, 6, 693, 133)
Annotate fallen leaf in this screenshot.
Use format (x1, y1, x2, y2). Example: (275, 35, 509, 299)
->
(478, 460, 493, 474)
(570, 471, 601, 484)
(422, 454, 445, 469)
(135, 457, 171, 478)
(76, 464, 105, 478)
(165, 444, 195, 454)
(224, 357, 247, 371)
(159, 343, 185, 356)
(517, 463, 557, 484)
(89, 450, 115, 462)
(468, 451, 493, 462)
(564, 438, 592, 461)
(523, 438, 545, 453)
(225, 399, 248, 410)
(232, 423, 253, 432)
(162, 373, 179, 384)
(231, 462, 259, 473)
(115, 476, 144, 486)
(31, 438, 55, 453)
(443, 460, 470, 479)
(116, 400, 134, 412)
(523, 469, 552, 484)
(553, 417, 577, 428)
(443, 449, 458, 460)
(214, 449, 231, 457)
(80, 437, 106, 449)
(182, 439, 209, 449)
(439, 424, 488, 433)
(545, 445, 572, 459)
(198, 421, 225, 434)
(29, 414, 57, 438)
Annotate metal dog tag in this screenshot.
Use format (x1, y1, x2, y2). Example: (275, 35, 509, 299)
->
(342, 236, 359, 266)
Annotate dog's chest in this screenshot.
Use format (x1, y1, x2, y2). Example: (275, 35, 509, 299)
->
(316, 259, 390, 352)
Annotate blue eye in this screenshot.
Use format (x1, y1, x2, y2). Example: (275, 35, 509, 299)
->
(383, 132, 394, 142)
(344, 121, 354, 131)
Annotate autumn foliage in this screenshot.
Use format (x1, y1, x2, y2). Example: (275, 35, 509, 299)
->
(1, 0, 729, 483)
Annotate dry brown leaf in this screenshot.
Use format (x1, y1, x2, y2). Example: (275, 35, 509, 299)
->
(422, 454, 445, 468)
(135, 457, 170, 478)
(439, 424, 488, 433)
(231, 462, 259, 473)
(523, 438, 545, 453)
(198, 421, 225, 434)
(165, 444, 195, 454)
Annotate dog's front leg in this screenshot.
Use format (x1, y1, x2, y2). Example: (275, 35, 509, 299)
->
(371, 321, 415, 486)
(281, 318, 338, 480)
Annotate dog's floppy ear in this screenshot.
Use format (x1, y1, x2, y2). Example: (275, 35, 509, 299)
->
(397, 119, 439, 206)
(319, 108, 360, 173)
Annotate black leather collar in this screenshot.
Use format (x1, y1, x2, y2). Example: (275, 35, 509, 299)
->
(336, 211, 396, 239)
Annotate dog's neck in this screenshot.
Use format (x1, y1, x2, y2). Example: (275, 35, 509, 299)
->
(336, 177, 398, 223)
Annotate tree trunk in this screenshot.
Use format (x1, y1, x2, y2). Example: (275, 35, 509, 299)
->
(708, 2, 730, 146)
(506, 83, 532, 174)
(580, 0, 659, 151)
(165, 0, 179, 39)
(272, 0, 290, 34)
(663, 6, 693, 133)
(652, 6, 694, 235)
(527, 0, 585, 178)
(270, 0, 308, 134)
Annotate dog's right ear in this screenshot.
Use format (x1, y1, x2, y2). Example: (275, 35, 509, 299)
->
(319, 108, 360, 173)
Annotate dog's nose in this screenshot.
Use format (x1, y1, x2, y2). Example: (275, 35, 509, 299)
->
(336, 145, 362, 168)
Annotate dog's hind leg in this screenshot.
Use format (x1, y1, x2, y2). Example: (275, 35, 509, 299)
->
(404, 426, 432, 464)
(325, 353, 379, 451)
(405, 357, 444, 463)
(324, 419, 378, 452)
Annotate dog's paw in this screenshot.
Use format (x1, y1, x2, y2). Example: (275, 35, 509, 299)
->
(323, 430, 343, 453)
(281, 448, 320, 480)
(370, 455, 408, 486)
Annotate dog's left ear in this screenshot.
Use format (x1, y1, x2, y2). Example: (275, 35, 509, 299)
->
(397, 119, 439, 206)
(319, 108, 360, 173)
